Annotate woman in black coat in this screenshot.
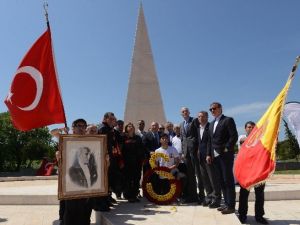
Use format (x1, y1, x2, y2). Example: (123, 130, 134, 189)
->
(122, 122, 145, 202)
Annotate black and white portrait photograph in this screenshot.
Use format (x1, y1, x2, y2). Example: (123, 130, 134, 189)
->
(68, 146, 98, 189)
(58, 135, 108, 200)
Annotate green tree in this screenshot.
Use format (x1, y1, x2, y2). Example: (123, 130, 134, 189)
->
(277, 139, 290, 160)
(0, 111, 56, 172)
(277, 120, 300, 161)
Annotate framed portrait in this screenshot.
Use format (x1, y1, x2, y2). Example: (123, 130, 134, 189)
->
(58, 135, 108, 200)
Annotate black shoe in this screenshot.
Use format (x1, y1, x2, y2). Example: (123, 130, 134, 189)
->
(116, 193, 122, 200)
(128, 198, 138, 203)
(197, 199, 204, 205)
(239, 215, 247, 224)
(221, 207, 235, 214)
(202, 200, 211, 207)
(256, 216, 268, 224)
(109, 196, 117, 203)
(182, 198, 198, 203)
(108, 201, 114, 206)
(94, 205, 110, 212)
(209, 201, 221, 209)
(217, 205, 226, 211)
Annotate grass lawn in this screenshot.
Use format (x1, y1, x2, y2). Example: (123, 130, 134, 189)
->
(274, 170, 300, 174)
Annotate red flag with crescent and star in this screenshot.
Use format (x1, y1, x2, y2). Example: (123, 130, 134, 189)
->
(4, 27, 66, 131)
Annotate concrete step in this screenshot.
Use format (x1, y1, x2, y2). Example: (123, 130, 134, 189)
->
(0, 175, 299, 205)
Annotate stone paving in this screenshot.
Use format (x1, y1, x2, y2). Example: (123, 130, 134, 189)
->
(0, 205, 97, 225)
(245, 200, 300, 225)
(96, 198, 241, 225)
(0, 175, 299, 224)
(0, 200, 299, 225)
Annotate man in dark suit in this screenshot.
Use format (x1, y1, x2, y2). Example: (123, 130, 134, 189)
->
(192, 111, 221, 207)
(142, 121, 161, 173)
(207, 102, 238, 214)
(180, 107, 204, 203)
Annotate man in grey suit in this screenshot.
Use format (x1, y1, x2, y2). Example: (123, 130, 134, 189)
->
(207, 102, 238, 214)
(192, 111, 221, 207)
(180, 107, 204, 203)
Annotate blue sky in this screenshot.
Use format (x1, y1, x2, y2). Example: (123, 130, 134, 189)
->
(1, 0, 300, 140)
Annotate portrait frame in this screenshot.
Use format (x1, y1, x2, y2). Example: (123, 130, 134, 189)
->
(58, 135, 108, 200)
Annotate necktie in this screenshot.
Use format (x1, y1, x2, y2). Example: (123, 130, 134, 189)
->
(155, 132, 159, 144)
(184, 121, 188, 133)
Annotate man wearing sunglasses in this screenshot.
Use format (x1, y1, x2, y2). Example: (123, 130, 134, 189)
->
(207, 102, 238, 214)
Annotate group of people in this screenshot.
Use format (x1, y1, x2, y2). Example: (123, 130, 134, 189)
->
(54, 102, 268, 225)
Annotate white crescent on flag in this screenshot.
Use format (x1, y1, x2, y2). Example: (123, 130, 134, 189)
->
(7, 66, 44, 111)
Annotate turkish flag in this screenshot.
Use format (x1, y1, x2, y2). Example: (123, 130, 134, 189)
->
(4, 27, 66, 131)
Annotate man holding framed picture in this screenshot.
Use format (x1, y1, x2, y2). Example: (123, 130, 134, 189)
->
(63, 118, 93, 225)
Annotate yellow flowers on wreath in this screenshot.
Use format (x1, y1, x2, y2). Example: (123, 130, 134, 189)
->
(142, 152, 181, 205)
(149, 152, 169, 169)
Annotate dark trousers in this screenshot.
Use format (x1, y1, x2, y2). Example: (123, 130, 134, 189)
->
(238, 184, 265, 218)
(205, 159, 222, 203)
(143, 159, 151, 175)
(183, 151, 204, 200)
(109, 159, 123, 195)
(64, 198, 92, 225)
(59, 200, 65, 221)
(215, 151, 236, 208)
(193, 152, 205, 200)
(123, 163, 142, 199)
(199, 155, 214, 202)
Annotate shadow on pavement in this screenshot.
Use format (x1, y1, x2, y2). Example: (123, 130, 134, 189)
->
(52, 219, 61, 225)
(244, 215, 300, 225)
(101, 200, 172, 225)
(0, 218, 8, 223)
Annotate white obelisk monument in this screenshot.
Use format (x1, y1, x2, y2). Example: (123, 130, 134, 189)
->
(124, 3, 166, 128)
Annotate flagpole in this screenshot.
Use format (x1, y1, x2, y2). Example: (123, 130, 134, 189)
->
(288, 56, 300, 80)
(43, 2, 69, 134)
(43, 2, 50, 29)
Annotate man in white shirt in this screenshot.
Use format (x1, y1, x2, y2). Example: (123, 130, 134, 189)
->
(171, 124, 182, 156)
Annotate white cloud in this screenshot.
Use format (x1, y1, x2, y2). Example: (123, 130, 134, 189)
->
(224, 102, 270, 117)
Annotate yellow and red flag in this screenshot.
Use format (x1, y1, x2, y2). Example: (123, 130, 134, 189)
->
(234, 57, 300, 189)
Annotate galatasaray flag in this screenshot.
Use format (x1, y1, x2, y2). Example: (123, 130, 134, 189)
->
(4, 27, 66, 131)
(234, 57, 299, 189)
